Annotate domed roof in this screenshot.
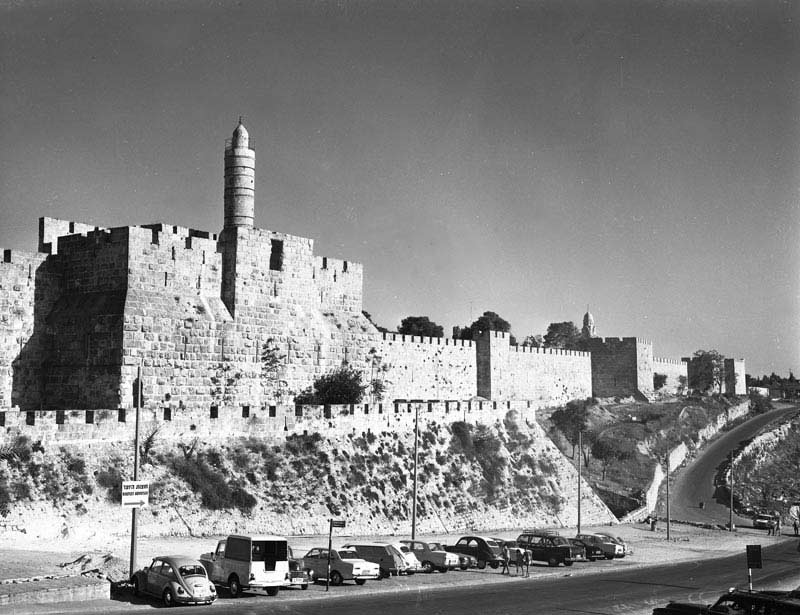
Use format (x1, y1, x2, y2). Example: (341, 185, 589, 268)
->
(231, 120, 249, 146)
(583, 310, 595, 327)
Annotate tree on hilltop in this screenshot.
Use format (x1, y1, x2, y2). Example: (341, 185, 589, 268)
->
(398, 316, 444, 338)
(592, 438, 632, 481)
(543, 321, 582, 349)
(550, 398, 591, 459)
(294, 365, 367, 405)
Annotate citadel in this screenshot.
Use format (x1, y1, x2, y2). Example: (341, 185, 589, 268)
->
(0, 121, 746, 435)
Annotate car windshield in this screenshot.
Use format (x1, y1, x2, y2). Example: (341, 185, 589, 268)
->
(429, 542, 443, 550)
(178, 564, 206, 577)
(338, 550, 359, 559)
(486, 540, 500, 548)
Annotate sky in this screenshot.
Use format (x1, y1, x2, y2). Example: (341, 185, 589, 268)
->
(1, 0, 798, 378)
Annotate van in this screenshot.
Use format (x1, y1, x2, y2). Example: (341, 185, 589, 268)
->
(341, 542, 407, 578)
(200, 534, 290, 597)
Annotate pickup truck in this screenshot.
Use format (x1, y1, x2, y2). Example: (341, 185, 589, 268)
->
(199, 534, 291, 597)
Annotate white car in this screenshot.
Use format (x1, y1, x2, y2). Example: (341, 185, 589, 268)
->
(301, 547, 380, 586)
(390, 542, 423, 574)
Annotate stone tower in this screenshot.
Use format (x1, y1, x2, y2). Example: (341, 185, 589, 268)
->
(582, 309, 597, 338)
(223, 119, 255, 229)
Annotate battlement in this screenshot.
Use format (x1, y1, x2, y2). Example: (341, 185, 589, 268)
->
(511, 345, 590, 358)
(0, 398, 538, 444)
(381, 332, 474, 348)
(140, 223, 218, 244)
(653, 357, 687, 366)
(39, 217, 105, 255)
(314, 255, 362, 274)
(2, 249, 48, 268)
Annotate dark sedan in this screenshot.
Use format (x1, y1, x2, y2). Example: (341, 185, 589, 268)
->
(443, 535, 504, 569)
(569, 537, 603, 561)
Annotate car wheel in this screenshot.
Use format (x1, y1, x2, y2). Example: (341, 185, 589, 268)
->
(438, 566, 449, 573)
(564, 560, 573, 567)
(131, 577, 141, 597)
(605, 554, 614, 560)
(355, 579, 366, 586)
(421, 561, 434, 574)
(460, 563, 469, 570)
(588, 556, 595, 562)
(228, 575, 242, 598)
(477, 560, 487, 570)
(548, 556, 559, 567)
(489, 561, 499, 569)
(266, 587, 279, 596)
(330, 571, 344, 586)
(162, 588, 175, 607)
(300, 583, 308, 590)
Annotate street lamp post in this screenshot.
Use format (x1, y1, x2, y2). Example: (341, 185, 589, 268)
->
(665, 453, 671, 541)
(577, 430, 582, 535)
(411, 403, 419, 540)
(729, 451, 734, 532)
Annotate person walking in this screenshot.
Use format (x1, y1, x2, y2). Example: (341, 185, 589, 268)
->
(793, 519, 798, 536)
(501, 543, 510, 575)
(523, 549, 530, 578)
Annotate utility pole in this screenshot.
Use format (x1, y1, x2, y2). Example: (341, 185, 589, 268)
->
(129, 365, 142, 579)
(665, 453, 671, 541)
(729, 451, 734, 532)
(577, 430, 582, 534)
(411, 404, 419, 540)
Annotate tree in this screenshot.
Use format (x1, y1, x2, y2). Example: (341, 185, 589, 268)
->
(653, 373, 668, 391)
(592, 438, 631, 481)
(294, 365, 367, 405)
(457, 311, 512, 340)
(689, 349, 725, 393)
(543, 321, 581, 349)
(398, 316, 444, 338)
(520, 335, 544, 348)
(550, 398, 590, 459)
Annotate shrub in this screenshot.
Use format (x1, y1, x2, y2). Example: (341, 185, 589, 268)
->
(653, 373, 668, 390)
(294, 365, 367, 405)
(749, 391, 773, 415)
(451, 421, 475, 457)
(96, 467, 123, 503)
(169, 453, 256, 514)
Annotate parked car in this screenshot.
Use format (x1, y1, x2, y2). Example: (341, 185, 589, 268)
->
(428, 541, 476, 570)
(516, 532, 585, 567)
(569, 537, 603, 562)
(574, 533, 624, 559)
(301, 547, 380, 586)
(390, 542, 423, 574)
(490, 538, 530, 565)
(399, 540, 460, 573)
(652, 588, 800, 614)
(443, 535, 504, 569)
(131, 555, 216, 607)
(199, 534, 290, 597)
(596, 532, 632, 557)
(341, 542, 408, 578)
(286, 546, 311, 589)
(752, 512, 779, 530)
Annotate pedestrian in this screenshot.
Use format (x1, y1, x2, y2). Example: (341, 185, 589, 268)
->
(501, 543, 510, 575)
(776, 515, 782, 536)
(514, 548, 525, 576)
(768, 518, 776, 536)
(793, 519, 798, 536)
(650, 516, 657, 532)
(523, 549, 530, 578)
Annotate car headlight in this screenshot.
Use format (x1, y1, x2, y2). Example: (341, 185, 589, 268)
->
(210, 584, 216, 593)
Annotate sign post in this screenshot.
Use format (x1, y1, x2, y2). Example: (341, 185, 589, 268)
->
(128, 366, 142, 580)
(327, 519, 345, 592)
(746, 544, 762, 591)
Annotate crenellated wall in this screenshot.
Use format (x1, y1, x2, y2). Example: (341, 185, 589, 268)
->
(586, 337, 654, 400)
(0, 399, 537, 445)
(653, 357, 688, 395)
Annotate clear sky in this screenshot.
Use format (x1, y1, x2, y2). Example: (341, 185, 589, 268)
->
(1, 0, 797, 377)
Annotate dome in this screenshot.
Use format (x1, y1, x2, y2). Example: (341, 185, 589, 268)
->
(583, 311, 594, 328)
(231, 120, 249, 147)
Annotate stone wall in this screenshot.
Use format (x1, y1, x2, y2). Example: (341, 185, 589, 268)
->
(0, 399, 537, 445)
(653, 357, 688, 395)
(724, 358, 747, 396)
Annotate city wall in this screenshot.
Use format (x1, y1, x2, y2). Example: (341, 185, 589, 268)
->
(653, 357, 688, 395)
(0, 399, 537, 446)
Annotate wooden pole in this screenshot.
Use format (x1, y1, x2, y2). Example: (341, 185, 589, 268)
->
(128, 365, 142, 579)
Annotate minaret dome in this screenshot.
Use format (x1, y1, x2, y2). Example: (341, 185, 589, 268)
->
(223, 118, 255, 229)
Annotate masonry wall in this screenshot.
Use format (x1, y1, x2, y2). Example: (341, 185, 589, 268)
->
(475, 331, 592, 406)
(586, 337, 641, 398)
(0, 399, 537, 445)
(0, 250, 57, 410)
(724, 358, 746, 396)
(652, 357, 687, 395)
(376, 333, 477, 401)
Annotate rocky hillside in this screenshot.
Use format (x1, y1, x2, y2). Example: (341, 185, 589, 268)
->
(0, 410, 615, 548)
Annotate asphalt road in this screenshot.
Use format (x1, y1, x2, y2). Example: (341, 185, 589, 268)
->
(670, 403, 799, 527)
(22, 539, 798, 615)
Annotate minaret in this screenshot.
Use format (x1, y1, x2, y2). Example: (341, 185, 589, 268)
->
(582, 308, 597, 338)
(223, 118, 255, 229)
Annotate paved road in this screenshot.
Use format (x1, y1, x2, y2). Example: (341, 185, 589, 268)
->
(18, 539, 800, 615)
(670, 403, 799, 527)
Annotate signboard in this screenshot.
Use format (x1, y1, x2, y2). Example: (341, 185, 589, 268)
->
(121, 481, 150, 508)
(330, 519, 346, 528)
(746, 544, 762, 569)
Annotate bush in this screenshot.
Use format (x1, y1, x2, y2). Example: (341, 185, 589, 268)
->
(96, 467, 123, 503)
(294, 365, 367, 405)
(170, 453, 256, 514)
(653, 373, 668, 391)
(749, 391, 773, 415)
